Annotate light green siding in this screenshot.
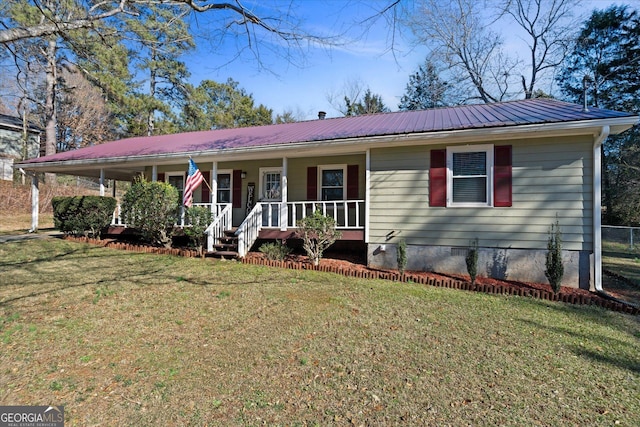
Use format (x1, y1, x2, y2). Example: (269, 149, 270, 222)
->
(369, 136, 594, 251)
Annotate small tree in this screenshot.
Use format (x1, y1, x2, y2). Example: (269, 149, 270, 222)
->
(397, 239, 408, 274)
(296, 210, 342, 266)
(545, 219, 564, 294)
(466, 238, 479, 285)
(121, 178, 179, 247)
(184, 206, 213, 257)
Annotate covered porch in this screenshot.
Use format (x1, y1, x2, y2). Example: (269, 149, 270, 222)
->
(45, 151, 369, 257)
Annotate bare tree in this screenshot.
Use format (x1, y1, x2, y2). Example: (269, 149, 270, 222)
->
(56, 66, 114, 151)
(499, 0, 580, 98)
(406, 0, 517, 103)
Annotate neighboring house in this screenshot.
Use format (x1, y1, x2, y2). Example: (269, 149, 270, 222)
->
(0, 113, 41, 180)
(15, 99, 639, 290)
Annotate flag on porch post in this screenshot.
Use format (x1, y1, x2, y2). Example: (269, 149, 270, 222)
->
(183, 158, 204, 208)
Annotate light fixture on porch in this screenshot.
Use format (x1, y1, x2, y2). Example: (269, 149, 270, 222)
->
(241, 171, 247, 179)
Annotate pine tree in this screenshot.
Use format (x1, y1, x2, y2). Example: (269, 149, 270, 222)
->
(399, 60, 450, 110)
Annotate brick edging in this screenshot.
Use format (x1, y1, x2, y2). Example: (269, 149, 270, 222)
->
(62, 236, 638, 315)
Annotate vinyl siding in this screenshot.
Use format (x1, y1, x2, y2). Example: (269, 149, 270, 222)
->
(369, 136, 593, 251)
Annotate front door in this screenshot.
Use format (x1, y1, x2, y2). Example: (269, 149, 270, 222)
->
(260, 168, 282, 227)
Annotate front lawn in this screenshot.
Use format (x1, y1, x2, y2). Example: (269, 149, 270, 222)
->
(1, 239, 639, 425)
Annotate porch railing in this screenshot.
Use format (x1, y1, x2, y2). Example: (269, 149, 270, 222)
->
(205, 203, 233, 252)
(235, 200, 365, 257)
(236, 203, 264, 257)
(111, 203, 228, 228)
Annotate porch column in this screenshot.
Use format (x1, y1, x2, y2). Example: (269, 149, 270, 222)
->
(365, 149, 370, 243)
(99, 169, 105, 196)
(112, 180, 116, 197)
(151, 165, 158, 182)
(211, 161, 218, 214)
(281, 157, 288, 231)
(30, 174, 39, 233)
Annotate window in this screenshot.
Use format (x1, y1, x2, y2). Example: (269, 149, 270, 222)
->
(320, 166, 345, 201)
(447, 145, 493, 207)
(260, 169, 282, 201)
(217, 173, 231, 204)
(167, 173, 185, 203)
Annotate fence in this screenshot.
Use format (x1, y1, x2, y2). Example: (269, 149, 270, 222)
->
(602, 225, 640, 249)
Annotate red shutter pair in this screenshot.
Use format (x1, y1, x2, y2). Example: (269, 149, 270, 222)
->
(307, 165, 359, 200)
(429, 146, 512, 207)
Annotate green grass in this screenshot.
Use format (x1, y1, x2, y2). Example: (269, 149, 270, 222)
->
(1, 239, 639, 426)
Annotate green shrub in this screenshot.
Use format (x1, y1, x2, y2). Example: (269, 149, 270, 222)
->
(120, 178, 179, 247)
(465, 238, 479, 285)
(545, 219, 564, 294)
(296, 210, 342, 266)
(184, 206, 213, 256)
(52, 196, 117, 238)
(259, 240, 291, 261)
(397, 239, 407, 274)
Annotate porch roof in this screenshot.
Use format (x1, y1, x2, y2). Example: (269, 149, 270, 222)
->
(15, 99, 638, 180)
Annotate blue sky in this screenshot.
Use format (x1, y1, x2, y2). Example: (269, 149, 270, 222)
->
(186, 0, 634, 121)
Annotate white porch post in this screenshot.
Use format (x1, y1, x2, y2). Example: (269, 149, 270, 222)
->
(151, 165, 158, 182)
(99, 169, 105, 196)
(365, 149, 370, 243)
(281, 157, 288, 230)
(211, 161, 218, 214)
(30, 175, 39, 232)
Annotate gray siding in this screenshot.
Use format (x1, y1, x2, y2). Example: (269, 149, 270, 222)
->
(369, 136, 594, 252)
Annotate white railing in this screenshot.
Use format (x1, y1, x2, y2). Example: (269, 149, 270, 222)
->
(236, 204, 264, 257)
(205, 203, 233, 252)
(286, 200, 364, 229)
(234, 200, 365, 258)
(111, 203, 231, 229)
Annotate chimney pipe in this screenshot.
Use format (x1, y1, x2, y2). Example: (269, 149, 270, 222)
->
(318, 111, 326, 120)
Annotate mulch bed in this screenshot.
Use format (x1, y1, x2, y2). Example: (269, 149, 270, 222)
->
(63, 235, 640, 316)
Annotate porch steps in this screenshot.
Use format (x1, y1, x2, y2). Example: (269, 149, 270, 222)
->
(207, 228, 239, 259)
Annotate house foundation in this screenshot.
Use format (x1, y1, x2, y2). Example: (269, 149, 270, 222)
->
(367, 243, 592, 290)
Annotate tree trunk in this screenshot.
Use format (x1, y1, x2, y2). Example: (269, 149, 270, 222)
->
(44, 38, 57, 184)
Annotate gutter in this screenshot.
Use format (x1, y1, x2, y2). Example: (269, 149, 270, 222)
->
(593, 125, 609, 292)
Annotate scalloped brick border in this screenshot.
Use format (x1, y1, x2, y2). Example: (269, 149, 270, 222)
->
(62, 236, 638, 315)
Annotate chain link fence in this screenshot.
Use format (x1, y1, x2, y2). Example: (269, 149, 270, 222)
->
(602, 225, 640, 250)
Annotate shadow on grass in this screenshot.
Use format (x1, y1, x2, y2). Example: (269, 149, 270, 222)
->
(0, 241, 182, 307)
(517, 302, 640, 375)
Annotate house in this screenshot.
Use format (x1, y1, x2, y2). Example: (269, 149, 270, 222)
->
(0, 113, 41, 180)
(15, 99, 639, 290)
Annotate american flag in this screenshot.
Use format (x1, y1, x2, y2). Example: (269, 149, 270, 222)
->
(183, 158, 204, 207)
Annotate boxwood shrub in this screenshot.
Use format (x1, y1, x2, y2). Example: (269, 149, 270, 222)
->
(52, 196, 117, 238)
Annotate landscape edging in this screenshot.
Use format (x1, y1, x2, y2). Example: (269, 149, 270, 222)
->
(62, 235, 639, 315)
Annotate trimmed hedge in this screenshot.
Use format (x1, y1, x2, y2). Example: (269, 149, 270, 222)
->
(52, 196, 117, 238)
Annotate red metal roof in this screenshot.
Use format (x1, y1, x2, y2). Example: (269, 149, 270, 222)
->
(22, 99, 637, 165)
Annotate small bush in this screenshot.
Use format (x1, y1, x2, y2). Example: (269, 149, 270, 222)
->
(545, 219, 564, 294)
(184, 206, 213, 256)
(296, 210, 342, 266)
(465, 238, 479, 285)
(52, 196, 117, 238)
(120, 178, 179, 247)
(397, 239, 407, 274)
(259, 240, 291, 261)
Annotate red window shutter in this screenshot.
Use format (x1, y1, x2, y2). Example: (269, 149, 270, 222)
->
(157, 172, 165, 182)
(347, 165, 359, 200)
(307, 166, 318, 200)
(232, 169, 242, 208)
(429, 149, 446, 207)
(494, 145, 512, 207)
(201, 171, 210, 203)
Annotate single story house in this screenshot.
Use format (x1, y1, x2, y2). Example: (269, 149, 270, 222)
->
(15, 99, 639, 290)
(0, 113, 41, 180)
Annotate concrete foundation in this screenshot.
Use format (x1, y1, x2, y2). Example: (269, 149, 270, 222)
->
(367, 243, 592, 290)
